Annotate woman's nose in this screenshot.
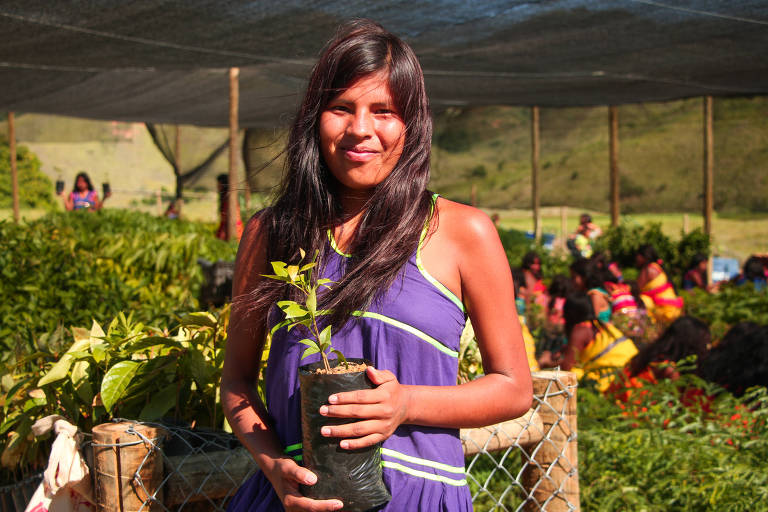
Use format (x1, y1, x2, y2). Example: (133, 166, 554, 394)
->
(348, 110, 373, 138)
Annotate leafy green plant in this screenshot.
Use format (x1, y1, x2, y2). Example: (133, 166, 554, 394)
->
(0, 138, 56, 210)
(263, 249, 345, 372)
(0, 308, 229, 484)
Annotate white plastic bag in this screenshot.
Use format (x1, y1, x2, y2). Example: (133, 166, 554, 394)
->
(24, 415, 94, 512)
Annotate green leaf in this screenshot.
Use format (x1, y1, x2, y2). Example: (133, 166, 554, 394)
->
(306, 289, 317, 315)
(271, 261, 288, 277)
(277, 301, 308, 319)
(299, 248, 306, 260)
(299, 262, 316, 272)
(301, 345, 320, 359)
(1, 374, 14, 392)
(319, 325, 332, 346)
(286, 265, 299, 282)
(331, 349, 347, 365)
(38, 355, 75, 386)
(298, 338, 318, 348)
(181, 313, 217, 329)
(90, 319, 106, 340)
(138, 385, 177, 420)
(101, 360, 142, 413)
(71, 360, 94, 404)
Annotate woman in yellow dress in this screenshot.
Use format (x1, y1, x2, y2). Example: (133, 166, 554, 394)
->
(636, 244, 683, 326)
(553, 293, 638, 391)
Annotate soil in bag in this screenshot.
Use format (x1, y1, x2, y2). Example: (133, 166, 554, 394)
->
(299, 358, 391, 511)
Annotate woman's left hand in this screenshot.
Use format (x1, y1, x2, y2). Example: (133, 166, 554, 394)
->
(318, 367, 410, 450)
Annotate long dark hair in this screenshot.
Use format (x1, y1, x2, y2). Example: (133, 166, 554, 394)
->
(72, 172, 94, 193)
(239, 20, 433, 328)
(563, 292, 602, 338)
(628, 316, 710, 376)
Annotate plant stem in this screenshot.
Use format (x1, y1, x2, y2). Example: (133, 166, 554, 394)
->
(311, 313, 331, 372)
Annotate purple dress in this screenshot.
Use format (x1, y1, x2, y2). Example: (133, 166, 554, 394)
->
(228, 225, 473, 511)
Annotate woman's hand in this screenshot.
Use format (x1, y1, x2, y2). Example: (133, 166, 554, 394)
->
(264, 457, 343, 511)
(318, 367, 410, 450)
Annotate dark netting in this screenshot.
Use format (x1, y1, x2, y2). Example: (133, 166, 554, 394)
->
(0, 1, 767, 126)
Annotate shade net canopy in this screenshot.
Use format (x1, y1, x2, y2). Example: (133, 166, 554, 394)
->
(1, 0, 767, 127)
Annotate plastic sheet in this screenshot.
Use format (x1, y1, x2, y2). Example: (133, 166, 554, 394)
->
(299, 359, 390, 512)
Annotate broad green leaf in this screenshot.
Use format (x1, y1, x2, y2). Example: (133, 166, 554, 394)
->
(261, 273, 289, 283)
(298, 338, 318, 348)
(286, 318, 312, 331)
(270, 261, 288, 277)
(306, 289, 317, 315)
(299, 248, 306, 260)
(90, 319, 106, 340)
(286, 265, 299, 281)
(319, 341, 330, 351)
(101, 360, 142, 413)
(277, 301, 308, 319)
(181, 313, 217, 329)
(1, 374, 13, 392)
(138, 385, 177, 420)
(299, 262, 316, 272)
(38, 355, 75, 386)
(301, 346, 320, 359)
(91, 342, 108, 364)
(71, 327, 90, 344)
(0, 411, 21, 435)
(319, 325, 332, 346)
(71, 360, 94, 404)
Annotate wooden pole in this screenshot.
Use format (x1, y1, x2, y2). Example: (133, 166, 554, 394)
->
(9, 112, 19, 223)
(609, 106, 619, 227)
(156, 190, 162, 216)
(683, 213, 690, 234)
(228, 67, 240, 242)
(522, 370, 580, 511)
(92, 422, 166, 511)
(531, 106, 541, 241)
(703, 96, 714, 282)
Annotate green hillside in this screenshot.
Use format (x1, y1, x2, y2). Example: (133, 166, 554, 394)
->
(431, 96, 768, 213)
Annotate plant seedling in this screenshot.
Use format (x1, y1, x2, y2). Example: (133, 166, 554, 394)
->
(262, 249, 346, 372)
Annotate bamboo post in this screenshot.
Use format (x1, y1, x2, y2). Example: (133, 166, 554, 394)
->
(703, 96, 714, 282)
(560, 206, 568, 251)
(531, 106, 541, 241)
(683, 213, 690, 234)
(9, 112, 19, 223)
(92, 422, 167, 512)
(228, 67, 240, 242)
(156, 190, 162, 216)
(609, 106, 619, 227)
(522, 370, 580, 511)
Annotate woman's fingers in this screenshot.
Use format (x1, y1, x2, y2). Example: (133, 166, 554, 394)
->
(283, 492, 343, 512)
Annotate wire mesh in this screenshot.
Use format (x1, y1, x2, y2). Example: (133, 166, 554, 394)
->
(90, 371, 577, 512)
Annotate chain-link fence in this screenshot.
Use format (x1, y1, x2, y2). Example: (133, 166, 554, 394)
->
(85, 371, 578, 512)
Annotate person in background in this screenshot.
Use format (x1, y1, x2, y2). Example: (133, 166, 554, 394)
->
(608, 316, 710, 403)
(570, 258, 612, 323)
(542, 292, 637, 391)
(734, 256, 767, 292)
(567, 213, 602, 258)
(164, 200, 180, 219)
(521, 250, 549, 311)
(699, 322, 768, 396)
(61, 172, 109, 211)
(215, 173, 244, 241)
(636, 244, 683, 325)
(682, 253, 709, 291)
(511, 267, 540, 372)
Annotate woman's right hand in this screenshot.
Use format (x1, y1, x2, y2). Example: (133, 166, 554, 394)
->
(265, 457, 344, 511)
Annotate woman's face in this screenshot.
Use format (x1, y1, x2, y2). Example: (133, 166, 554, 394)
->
(76, 176, 87, 191)
(319, 72, 406, 193)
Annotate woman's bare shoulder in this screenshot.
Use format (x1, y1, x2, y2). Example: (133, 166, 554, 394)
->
(434, 197, 497, 242)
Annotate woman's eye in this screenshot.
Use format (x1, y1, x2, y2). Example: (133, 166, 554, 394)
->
(329, 105, 350, 113)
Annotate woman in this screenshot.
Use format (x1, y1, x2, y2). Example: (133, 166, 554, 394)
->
(570, 258, 611, 323)
(62, 172, 108, 211)
(682, 253, 708, 291)
(521, 250, 549, 311)
(221, 21, 532, 512)
(553, 293, 637, 391)
(636, 244, 683, 325)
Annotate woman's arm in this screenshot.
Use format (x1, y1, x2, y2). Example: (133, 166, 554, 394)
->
(320, 200, 533, 448)
(221, 215, 342, 511)
(63, 193, 73, 211)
